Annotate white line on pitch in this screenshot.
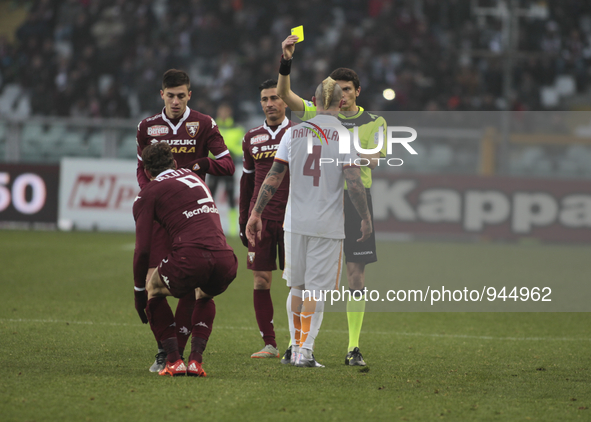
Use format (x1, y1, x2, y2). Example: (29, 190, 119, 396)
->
(1, 318, 588, 342)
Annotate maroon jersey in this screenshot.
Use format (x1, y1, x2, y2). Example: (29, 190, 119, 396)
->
(133, 168, 232, 288)
(136, 107, 235, 189)
(239, 117, 292, 224)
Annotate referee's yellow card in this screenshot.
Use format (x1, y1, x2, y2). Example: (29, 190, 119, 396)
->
(291, 25, 304, 43)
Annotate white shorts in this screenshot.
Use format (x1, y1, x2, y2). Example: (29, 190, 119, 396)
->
(283, 231, 343, 294)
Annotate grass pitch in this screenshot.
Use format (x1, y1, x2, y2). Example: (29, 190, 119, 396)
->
(1, 230, 590, 421)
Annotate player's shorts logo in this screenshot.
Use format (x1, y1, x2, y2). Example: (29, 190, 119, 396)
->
(248, 252, 255, 264)
(186, 122, 200, 137)
(147, 125, 169, 136)
(251, 134, 269, 145)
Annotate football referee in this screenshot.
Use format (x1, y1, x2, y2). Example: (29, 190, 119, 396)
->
(277, 35, 387, 366)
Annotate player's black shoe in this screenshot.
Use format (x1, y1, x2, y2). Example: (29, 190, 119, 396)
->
(294, 348, 324, 368)
(345, 347, 366, 366)
(280, 347, 292, 365)
(149, 351, 167, 373)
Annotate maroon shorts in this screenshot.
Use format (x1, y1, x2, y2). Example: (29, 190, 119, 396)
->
(158, 248, 238, 298)
(149, 221, 173, 268)
(247, 219, 285, 271)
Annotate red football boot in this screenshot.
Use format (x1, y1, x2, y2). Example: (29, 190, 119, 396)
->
(158, 359, 187, 377)
(187, 360, 207, 377)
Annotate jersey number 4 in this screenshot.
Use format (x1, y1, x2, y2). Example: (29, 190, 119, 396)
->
(177, 175, 214, 204)
(303, 145, 321, 187)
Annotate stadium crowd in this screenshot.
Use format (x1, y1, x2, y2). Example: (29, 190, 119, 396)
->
(1, 0, 590, 120)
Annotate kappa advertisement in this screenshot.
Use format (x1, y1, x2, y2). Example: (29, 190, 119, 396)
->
(371, 173, 591, 243)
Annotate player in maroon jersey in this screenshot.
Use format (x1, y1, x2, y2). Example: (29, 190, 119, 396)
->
(135, 69, 235, 372)
(133, 141, 238, 377)
(239, 79, 292, 360)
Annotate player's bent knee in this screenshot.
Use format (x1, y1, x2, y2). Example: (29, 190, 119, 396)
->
(253, 271, 272, 290)
(196, 288, 214, 300)
(147, 269, 170, 298)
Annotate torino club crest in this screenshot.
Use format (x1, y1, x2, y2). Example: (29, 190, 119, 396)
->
(186, 122, 200, 137)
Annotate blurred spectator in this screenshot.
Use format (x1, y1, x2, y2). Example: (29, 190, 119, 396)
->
(0, 0, 589, 120)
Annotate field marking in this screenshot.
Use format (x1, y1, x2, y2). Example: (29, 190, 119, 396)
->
(1, 318, 589, 342)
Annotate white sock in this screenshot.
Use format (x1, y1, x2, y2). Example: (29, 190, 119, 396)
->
(301, 295, 324, 351)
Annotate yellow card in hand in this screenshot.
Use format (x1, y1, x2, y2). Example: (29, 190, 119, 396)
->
(291, 25, 304, 43)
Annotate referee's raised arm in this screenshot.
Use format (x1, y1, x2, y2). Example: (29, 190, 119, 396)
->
(277, 35, 305, 112)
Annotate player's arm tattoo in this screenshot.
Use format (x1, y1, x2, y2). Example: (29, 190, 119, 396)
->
(253, 161, 287, 215)
(344, 167, 371, 221)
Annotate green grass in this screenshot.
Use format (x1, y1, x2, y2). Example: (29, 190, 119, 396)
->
(1, 231, 590, 421)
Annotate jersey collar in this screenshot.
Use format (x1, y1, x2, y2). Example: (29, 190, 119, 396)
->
(161, 107, 191, 135)
(263, 116, 289, 139)
(154, 168, 177, 179)
(339, 106, 364, 120)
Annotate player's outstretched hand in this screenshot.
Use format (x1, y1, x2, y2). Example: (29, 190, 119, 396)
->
(357, 218, 373, 242)
(246, 215, 262, 246)
(282, 35, 299, 60)
(134, 289, 148, 324)
(239, 223, 249, 247)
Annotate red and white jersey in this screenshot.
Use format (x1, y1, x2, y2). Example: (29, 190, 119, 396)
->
(275, 114, 357, 239)
(136, 107, 233, 189)
(241, 117, 292, 222)
(132, 168, 232, 287)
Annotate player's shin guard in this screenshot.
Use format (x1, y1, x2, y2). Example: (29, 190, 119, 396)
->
(175, 292, 196, 355)
(347, 289, 366, 351)
(189, 298, 216, 364)
(146, 297, 180, 363)
(300, 294, 324, 351)
(290, 289, 303, 348)
(254, 289, 276, 348)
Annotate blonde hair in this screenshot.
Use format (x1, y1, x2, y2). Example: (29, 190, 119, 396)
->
(315, 77, 342, 110)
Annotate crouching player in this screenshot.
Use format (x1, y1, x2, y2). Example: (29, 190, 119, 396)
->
(133, 141, 238, 377)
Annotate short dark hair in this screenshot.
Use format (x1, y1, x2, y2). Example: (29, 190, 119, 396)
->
(329, 68, 360, 90)
(142, 142, 175, 177)
(162, 69, 190, 90)
(259, 79, 278, 91)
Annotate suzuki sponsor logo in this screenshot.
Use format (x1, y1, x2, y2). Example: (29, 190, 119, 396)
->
(147, 125, 169, 136)
(183, 204, 219, 218)
(251, 134, 270, 145)
(150, 139, 196, 146)
(68, 174, 138, 211)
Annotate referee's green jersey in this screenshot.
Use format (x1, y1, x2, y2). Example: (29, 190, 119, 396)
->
(300, 99, 387, 189)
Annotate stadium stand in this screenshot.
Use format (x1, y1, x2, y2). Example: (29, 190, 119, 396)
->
(0, 0, 590, 177)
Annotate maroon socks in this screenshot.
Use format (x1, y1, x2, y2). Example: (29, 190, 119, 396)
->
(175, 293, 196, 355)
(146, 297, 180, 363)
(189, 298, 216, 363)
(254, 289, 276, 348)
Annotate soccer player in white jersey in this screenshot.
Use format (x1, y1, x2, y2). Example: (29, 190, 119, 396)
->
(246, 77, 372, 367)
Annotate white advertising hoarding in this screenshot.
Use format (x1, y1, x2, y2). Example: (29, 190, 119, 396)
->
(59, 158, 139, 231)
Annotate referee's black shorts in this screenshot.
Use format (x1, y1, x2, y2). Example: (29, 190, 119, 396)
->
(344, 188, 377, 264)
